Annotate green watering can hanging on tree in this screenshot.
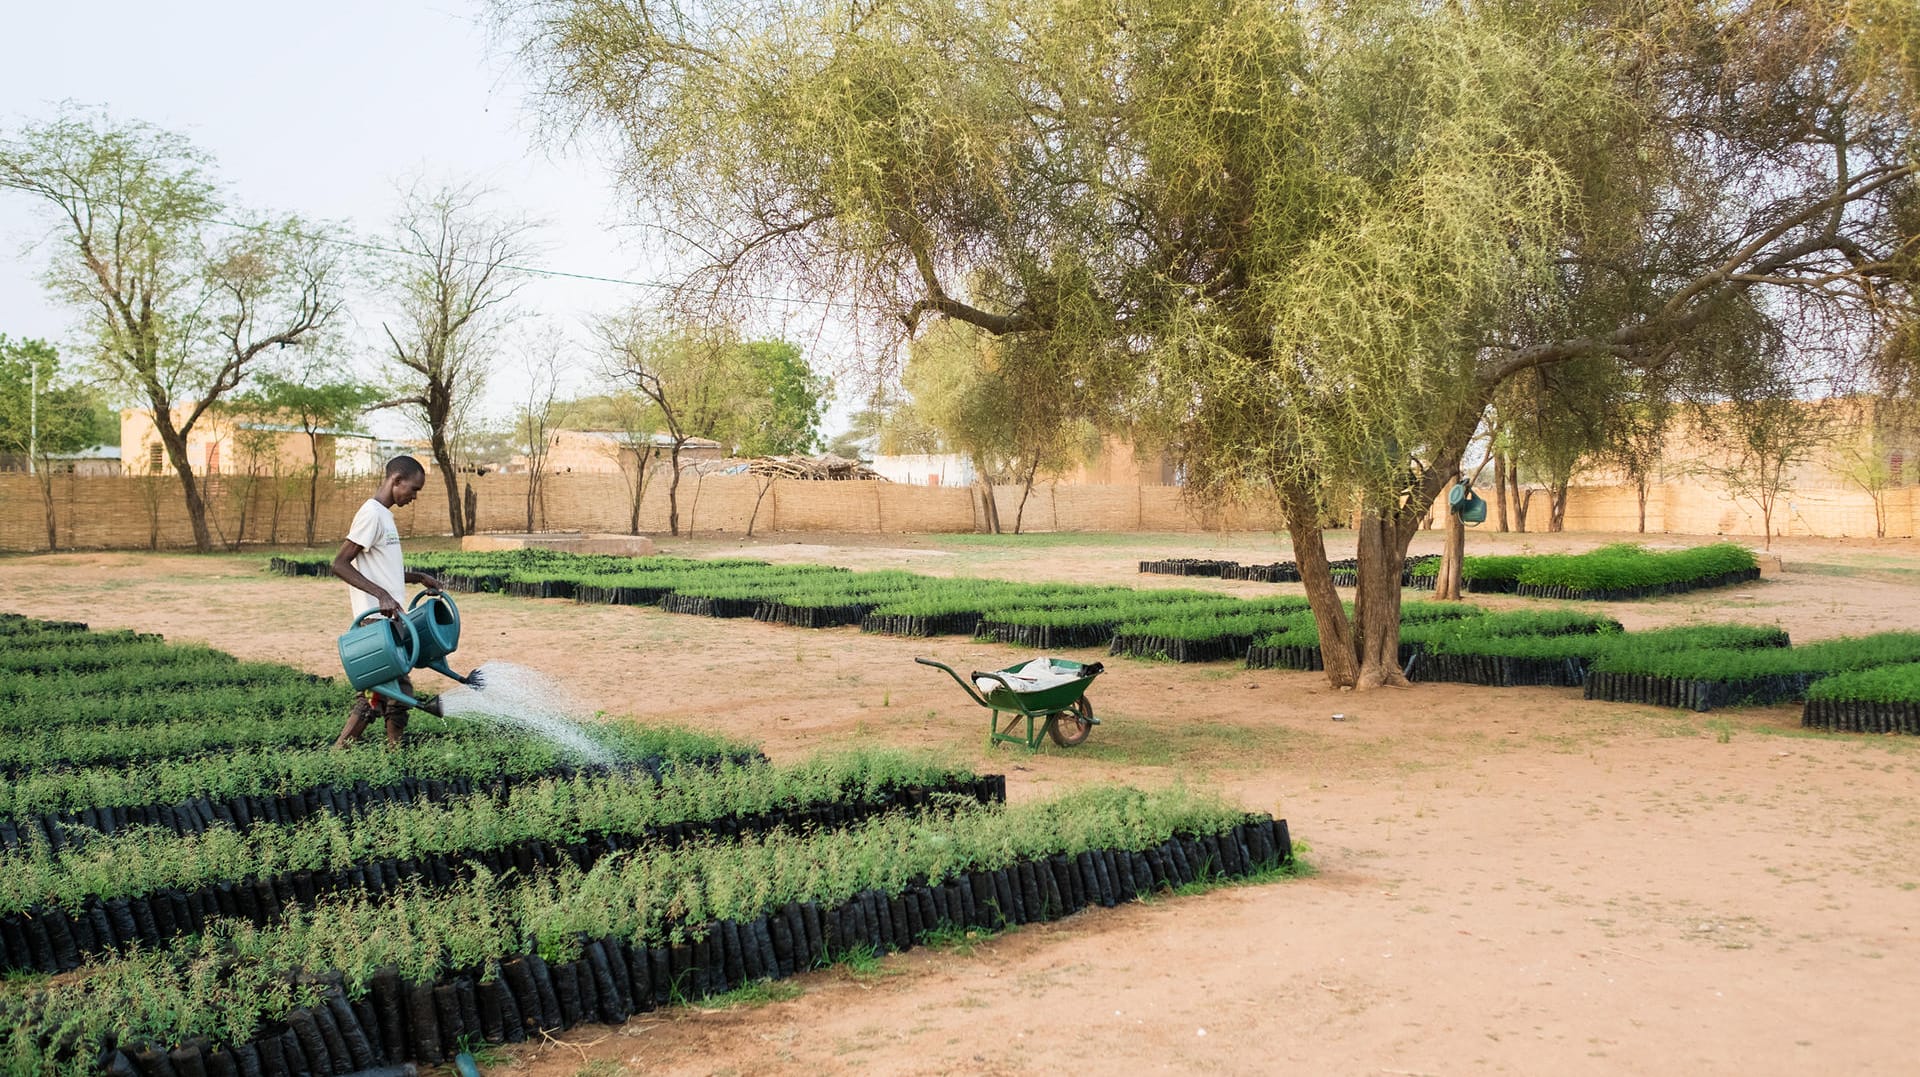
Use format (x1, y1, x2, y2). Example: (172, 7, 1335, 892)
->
(1447, 480, 1488, 525)
(336, 590, 479, 708)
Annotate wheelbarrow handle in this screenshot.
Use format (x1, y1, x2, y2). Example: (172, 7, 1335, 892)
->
(969, 670, 1014, 693)
(915, 656, 995, 708)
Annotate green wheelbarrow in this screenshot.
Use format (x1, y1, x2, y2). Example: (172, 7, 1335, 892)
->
(916, 656, 1103, 750)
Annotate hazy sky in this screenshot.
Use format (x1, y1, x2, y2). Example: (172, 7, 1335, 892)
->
(0, 0, 851, 434)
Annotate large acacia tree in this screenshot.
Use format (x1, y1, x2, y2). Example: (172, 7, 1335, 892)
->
(503, 0, 1919, 687)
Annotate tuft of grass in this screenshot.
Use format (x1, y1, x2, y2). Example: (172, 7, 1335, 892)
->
(702, 978, 805, 1009)
(455, 1035, 513, 1069)
(834, 943, 901, 981)
(919, 923, 992, 957)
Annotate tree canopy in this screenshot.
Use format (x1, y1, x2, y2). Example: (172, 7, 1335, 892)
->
(228, 369, 383, 545)
(507, 0, 1920, 683)
(0, 336, 107, 461)
(0, 107, 345, 551)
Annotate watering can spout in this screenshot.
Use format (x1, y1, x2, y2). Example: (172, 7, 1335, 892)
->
(425, 657, 483, 687)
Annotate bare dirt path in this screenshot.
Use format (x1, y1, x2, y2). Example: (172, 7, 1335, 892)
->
(2, 530, 1917, 1076)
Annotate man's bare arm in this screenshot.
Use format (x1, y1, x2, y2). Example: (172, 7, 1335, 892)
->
(331, 540, 401, 617)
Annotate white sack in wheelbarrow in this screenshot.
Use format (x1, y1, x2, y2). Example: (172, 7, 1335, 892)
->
(975, 657, 1085, 695)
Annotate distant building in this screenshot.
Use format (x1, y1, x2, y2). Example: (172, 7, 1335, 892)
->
(356, 440, 436, 477)
(120, 408, 377, 479)
(45, 445, 122, 477)
(0, 445, 121, 476)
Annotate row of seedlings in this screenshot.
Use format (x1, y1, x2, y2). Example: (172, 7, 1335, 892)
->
(1247, 613, 1791, 693)
(976, 587, 1203, 649)
(1584, 630, 1920, 711)
(565, 558, 779, 606)
(1242, 602, 1490, 672)
(0, 749, 1005, 975)
(1398, 609, 1624, 686)
(860, 580, 1061, 637)
(1140, 556, 1436, 587)
(1450, 542, 1761, 599)
(0, 609, 752, 837)
(1800, 664, 1920, 734)
(0, 735, 745, 854)
(7, 787, 1292, 1076)
(0, 616, 758, 842)
(1107, 598, 1314, 662)
(754, 571, 926, 628)
(1136, 558, 1235, 577)
(657, 565, 851, 618)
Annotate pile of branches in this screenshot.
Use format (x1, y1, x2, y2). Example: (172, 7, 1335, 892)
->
(741, 455, 883, 481)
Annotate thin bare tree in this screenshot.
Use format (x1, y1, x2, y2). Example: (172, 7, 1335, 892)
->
(515, 334, 571, 532)
(601, 313, 743, 536)
(374, 182, 538, 536)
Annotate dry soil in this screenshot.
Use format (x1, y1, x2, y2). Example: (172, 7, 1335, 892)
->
(2, 529, 1917, 1077)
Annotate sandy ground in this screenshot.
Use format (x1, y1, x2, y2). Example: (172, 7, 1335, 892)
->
(3, 529, 1918, 1076)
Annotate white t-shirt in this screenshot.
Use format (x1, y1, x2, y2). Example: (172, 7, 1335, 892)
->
(345, 498, 407, 617)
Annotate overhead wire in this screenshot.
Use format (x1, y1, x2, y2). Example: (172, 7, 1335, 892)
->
(0, 175, 846, 311)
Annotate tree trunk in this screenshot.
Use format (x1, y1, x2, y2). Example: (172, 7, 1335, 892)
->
(1436, 507, 1465, 601)
(684, 470, 706, 537)
(1636, 475, 1649, 533)
(666, 442, 684, 536)
(974, 458, 1002, 534)
(1012, 459, 1041, 535)
(154, 419, 214, 553)
(626, 448, 653, 535)
(1548, 482, 1568, 532)
(1492, 455, 1509, 532)
(36, 467, 57, 551)
(140, 475, 162, 550)
(1279, 482, 1359, 688)
(464, 482, 478, 534)
(231, 471, 254, 551)
(430, 427, 464, 537)
(1506, 456, 1527, 532)
(1353, 511, 1411, 688)
(746, 477, 777, 537)
(305, 430, 323, 547)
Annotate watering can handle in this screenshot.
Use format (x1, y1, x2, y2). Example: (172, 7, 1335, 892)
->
(349, 608, 422, 673)
(409, 588, 457, 613)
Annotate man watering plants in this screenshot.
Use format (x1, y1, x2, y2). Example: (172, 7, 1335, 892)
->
(331, 455, 447, 747)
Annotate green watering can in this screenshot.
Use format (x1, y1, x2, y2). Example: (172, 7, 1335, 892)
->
(337, 591, 478, 709)
(1447, 481, 1488, 525)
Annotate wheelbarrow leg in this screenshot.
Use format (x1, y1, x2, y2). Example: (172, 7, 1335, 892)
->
(989, 707, 1046, 751)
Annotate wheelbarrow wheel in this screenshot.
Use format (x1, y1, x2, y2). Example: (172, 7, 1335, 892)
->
(1047, 697, 1094, 747)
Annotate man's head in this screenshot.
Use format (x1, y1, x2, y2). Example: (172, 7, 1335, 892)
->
(382, 455, 427, 505)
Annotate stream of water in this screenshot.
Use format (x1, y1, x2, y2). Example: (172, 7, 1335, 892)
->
(436, 661, 612, 764)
